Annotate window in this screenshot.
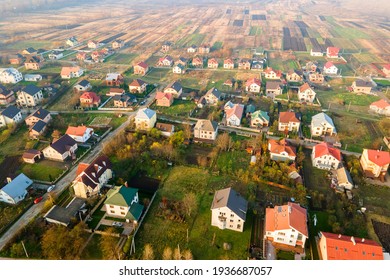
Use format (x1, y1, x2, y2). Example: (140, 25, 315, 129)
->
(290, 235, 294, 238)
(230, 220, 234, 223)
(120, 212, 125, 215)
(344, 248, 348, 252)
(110, 210, 115, 213)
(237, 224, 241, 229)
(120, 207, 124, 210)
(230, 214, 234, 217)
(110, 205, 114, 208)
(229, 225, 233, 228)
(278, 232, 286, 236)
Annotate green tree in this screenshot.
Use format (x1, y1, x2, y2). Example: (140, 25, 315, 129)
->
(291, 184, 307, 206)
(182, 193, 198, 217)
(100, 227, 120, 260)
(169, 131, 185, 147)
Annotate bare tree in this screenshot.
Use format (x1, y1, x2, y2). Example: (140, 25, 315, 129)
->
(142, 243, 154, 260)
(182, 193, 197, 217)
(100, 228, 120, 260)
(162, 247, 173, 260)
(182, 249, 193, 260)
(173, 247, 181, 260)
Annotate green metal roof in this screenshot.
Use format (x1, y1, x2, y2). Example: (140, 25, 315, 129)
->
(104, 186, 138, 207)
(125, 203, 144, 221)
(252, 110, 270, 122)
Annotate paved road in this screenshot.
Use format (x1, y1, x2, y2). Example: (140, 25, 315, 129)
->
(0, 113, 134, 252)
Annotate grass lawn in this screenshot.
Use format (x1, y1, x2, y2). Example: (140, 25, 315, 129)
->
(176, 33, 206, 47)
(151, 100, 196, 117)
(302, 149, 329, 193)
(81, 234, 104, 260)
(374, 79, 390, 86)
(88, 209, 106, 229)
(143, 67, 170, 84)
(211, 41, 223, 51)
(276, 250, 295, 260)
(135, 166, 252, 259)
(308, 210, 331, 260)
(316, 89, 380, 107)
(104, 53, 137, 64)
(216, 150, 250, 174)
(0, 199, 33, 236)
(352, 53, 385, 64)
(0, 126, 33, 158)
(333, 27, 370, 39)
(20, 160, 66, 182)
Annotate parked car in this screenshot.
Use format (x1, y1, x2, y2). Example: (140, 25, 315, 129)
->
(112, 221, 123, 227)
(34, 196, 43, 204)
(47, 185, 55, 192)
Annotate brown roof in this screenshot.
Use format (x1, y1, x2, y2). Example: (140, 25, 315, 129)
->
(156, 122, 174, 132)
(74, 155, 112, 190)
(279, 112, 299, 123)
(23, 149, 41, 159)
(268, 139, 296, 157)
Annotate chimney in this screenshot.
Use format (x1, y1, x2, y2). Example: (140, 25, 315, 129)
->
(351, 236, 356, 245)
(338, 234, 341, 239)
(94, 164, 99, 171)
(6, 177, 12, 183)
(124, 181, 128, 188)
(361, 238, 365, 243)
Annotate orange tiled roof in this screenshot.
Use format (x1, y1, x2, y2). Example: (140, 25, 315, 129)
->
(66, 125, 88, 137)
(366, 149, 390, 166)
(314, 142, 341, 161)
(370, 99, 390, 109)
(279, 112, 299, 123)
(268, 139, 296, 157)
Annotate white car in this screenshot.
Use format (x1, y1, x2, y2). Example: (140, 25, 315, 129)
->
(112, 221, 123, 227)
(47, 185, 56, 192)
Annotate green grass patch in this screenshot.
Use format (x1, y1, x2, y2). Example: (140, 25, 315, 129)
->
(216, 150, 250, 174)
(302, 149, 329, 192)
(249, 26, 262, 36)
(0, 126, 33, 158)
(276, 250, 295, 260)
(211, 41, 223, 51)
(20, 161, 66, 182)
(374, 79, 390, 86)
(88, 210, 106, 229)
(104, 53, 138, 64)
(352, 53, 385, 64)
(332, 26, 370, 39)
(81, 234, 104, 260)
(151, 100, 196, 117)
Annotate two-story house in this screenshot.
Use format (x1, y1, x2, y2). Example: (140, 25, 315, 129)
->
(211, 187, 248, 232)
(298, 83, 316, 103)
(42, 134, 78, 161)
(133, 61, 149, 76)
(0, 105, 23, 127)
(194, 119, 218, 141)
(25, 108, 51, 127)
(0, 85, 15, 105)
(225, 103, 244, 126)
(326, 47, 340, 58)
(155, 92, 174, 107)
(66, 125, 94, 143)
(264, 67, 282, 79)
(135, 108, 156, 131)
(113, 93, 136, 108)
(60, 66, 83, 79)
(278, 112, 300, 132)
(245, 78, 262, 93)
(309, 72, 324, 84)
(74, 80, 92, 92)
(207, 58, 219, 69)
(310, 112, 337, 136)
(164, 81, 183, 98)
(0, 68, 23, 84)
(24, 55, 43, 70)
(105, 73, 124, 87)
(80, 91, 101, 108)
(265, 81, 283, 98)
(17, 84, 43, 107)
(223, 58, 234, 69)
(311, 142, 341, 170)
(204, 87, 222, 105)
(250, 110, 269, 128)
(369, 99, 390, 116)
(129, 79, 147, 94)
(360, 149, 390, 180)
(323, 61, 338, 75)
(351, 79, 373, 94)
(286, 70, 303, 82)
(268, 139, 296, 161)
(0, 174, 33, 204)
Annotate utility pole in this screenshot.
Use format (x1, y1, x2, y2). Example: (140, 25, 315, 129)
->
(347, 101, 351, 112)
(21, 241, 29, 258)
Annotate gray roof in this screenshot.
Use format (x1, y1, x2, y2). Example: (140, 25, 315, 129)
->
(195, 119, 218, 132)
(24, 47, 37, 53)
(311, 112, 336, 133)
(31, 108, 50, 120)
(1, 105, 21, 119)
(336, 167, 353, 186)
(50, 134, 77, 154)
(206, 87, 222, 99)
(0, 173, 32, 200)
(166, 81, 182, 92)
(113, 93, 136, 102)
(0, 84, 10, 95)
(245, 104, 256, 114)
(44, 197, 85, 226)
(23, 84, 41, 96)
(136, 108, 156, 120)
(355, 79, 372, 88)
(78, 79, 90, 87)
(266, 81, 282, 90)
(211, 187, 248, 221)
(31, 120, 47, 133)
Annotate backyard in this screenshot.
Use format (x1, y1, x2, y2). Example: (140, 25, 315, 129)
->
(20, 160, 67, 182)
(151, 100, 196, 117)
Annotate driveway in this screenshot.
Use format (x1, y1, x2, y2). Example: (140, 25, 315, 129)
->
(265, 240, 276, 260)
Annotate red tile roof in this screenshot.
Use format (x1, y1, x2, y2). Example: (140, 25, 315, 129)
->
(224, 58, 234, 64)
(324, 61, 335, 69)
(76, 163, 90, 176)
(225, 104, 244, 120)
(299, 83, 311, 92)
(366, 149, 390, 166)
(320, 232, 383, 260)
(268, 139, 296, 157)
(370, 99, 390, 109)
(136, 61, 148, 68)
(80, 91, 100, 104)
(265, 202, 308, 237)
(314, 142, 341, 161)
(246, 77, 261, 87)
(327, 47, 340, 56)
(155, 91, 172, 100)
(208, 58, 218, 65)
(130, 79, 146, 87)
(279, 112, 299, 123)
(66, 125, 89, 137)
(61, 66, 81, 76)
(383, 64, 390, 71)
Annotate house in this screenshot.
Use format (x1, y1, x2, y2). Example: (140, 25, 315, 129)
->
(309, 72, 324, 84)
(0, 105, 23, 127)
(223, 79, 234, 88)
(0, 68, 23, 84)
(43, 134, 78, 161)
(194, 119, 218, 141)
(265, 81, 283, 98)
(360, 149, 390, 180)
(225, 103, 244, 126)
(29, 120, 48, 139)
(298, 83, 316, 103)
(9, 54, 24, 65)
(73, 155, 113, 198)
(264, 67, 282, 79)
(187, 45, 197, 53)
(245, 77, 262, 93)
(157, 55, 173, 67)
(268, 139, 296, 161)
(323, 61, 338, 75)
(264, 202, 308, 250)
(112, 39, 124, 49)
(25, 108, 51, 127)
(382, 64, 390, 78)
(0, 85, 15, 105)
(311, 142, 341, 170)
(155, 92, 174, 107)
(156, 123, 175, 137)
(105, 73, 124, 86)
(250, 110, 269, 127)
(129, 79, 147, 94)
(318, 232, 384, 260)
(305, 61, 318, 72)
(336, 167, 354, 191)
(198, 44, 210, 54)
(286, 70, 303, 82)
(207, 58, 219, 69)
(76, 52, 88, 61)
(91, 50, 106, 63)
(17, 84, 43, 107)
(245, 104, 256, 115)
(351, 79, 373, 94)
(113, 93, 137, 108)
(172, 64, 185, 74)
(48, 51, 64, 60)
(211, 187, 248, 232)
(135, 108, 156, 130)
(278, 112, 300, 132)
(66, 126, 94, 143)
(164, 81, 182, 98)
(74, 80, 92, 92)
(44, 197, 86, 227)
(0, 174, 33, 204)
(326, 47, 340, 58)
(191, 57, 203, 68)
(311, 112, 337, 136)
(251, 59, 265, 70)
(133, 62, 149, 76)
(24, 55, 43, 70)
(238, 59, 251, 70)
(161, 41, 172, 52)
(24, 74, 42, 82)
(66, 36, 78, 47)
(104, 185, 144, 224)
(204, 87, 222, 105)
(22, 149, 42, 164)
(88, 40, 99, 49)
(61, 66, 83, 79)
(369, 99, 390, 116)
(176, 57, 188, 66)
(22, 47, 37, 56)
(310, 48, 323, 57)
(79, 91, 101, 108)
(223, 58, 234, 69)
(106, 88, 125, 97)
